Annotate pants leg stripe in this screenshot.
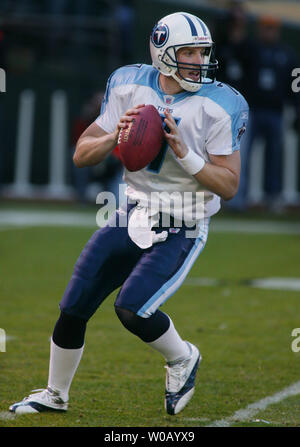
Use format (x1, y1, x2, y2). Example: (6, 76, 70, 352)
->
(137, 218, 210, 318)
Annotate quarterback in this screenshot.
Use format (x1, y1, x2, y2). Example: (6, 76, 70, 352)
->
(10, 12, 248, 416)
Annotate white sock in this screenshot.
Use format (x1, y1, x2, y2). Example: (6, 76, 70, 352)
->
(47, 338, 84, 402)
(147, 317, 190, 362)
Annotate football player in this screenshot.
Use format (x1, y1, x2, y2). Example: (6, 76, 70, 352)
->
(10, 12, 248, 416)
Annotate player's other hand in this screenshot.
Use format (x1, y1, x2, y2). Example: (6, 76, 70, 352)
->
(164, 109, 188, 159)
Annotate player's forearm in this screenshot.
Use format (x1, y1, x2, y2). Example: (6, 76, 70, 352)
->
(73, 133, 117, 168)
(194, 163, 239, 201)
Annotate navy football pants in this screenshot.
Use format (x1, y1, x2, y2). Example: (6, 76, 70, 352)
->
(59, 207, 209, 322)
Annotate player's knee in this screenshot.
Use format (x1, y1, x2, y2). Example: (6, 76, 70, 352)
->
(115, 305, 138, 333)
(52, 311, 87, 349)
(114, 305, 170, 342)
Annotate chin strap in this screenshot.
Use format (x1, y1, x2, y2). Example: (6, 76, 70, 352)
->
(172, 72, 203, 93)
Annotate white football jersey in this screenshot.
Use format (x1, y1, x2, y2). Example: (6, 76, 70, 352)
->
(95, 64, 249, 222)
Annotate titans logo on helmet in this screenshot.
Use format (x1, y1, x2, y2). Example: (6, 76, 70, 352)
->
(151, 23, 169, 48)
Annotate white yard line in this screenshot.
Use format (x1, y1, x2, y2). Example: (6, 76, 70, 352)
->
(0, 334, 17, 352)
(0, 210, 96, 228)
(0, 411, 16, 420)
(206, 380, 300, 427)
(0, 334, 17, 343)
(211, 219, 300, 235)
(183, 277, 300, 291)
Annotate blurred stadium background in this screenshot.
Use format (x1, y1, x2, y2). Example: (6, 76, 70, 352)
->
(0, 0, 299, 208)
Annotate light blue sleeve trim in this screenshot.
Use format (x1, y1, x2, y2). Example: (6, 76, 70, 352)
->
(198, 82, 249, 152)
(100, 64, 158, 117)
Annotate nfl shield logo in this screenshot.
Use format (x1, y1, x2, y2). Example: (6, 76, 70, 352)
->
(163, 95, 174, 105)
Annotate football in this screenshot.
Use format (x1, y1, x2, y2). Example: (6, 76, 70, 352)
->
(118, 105, 165, 172)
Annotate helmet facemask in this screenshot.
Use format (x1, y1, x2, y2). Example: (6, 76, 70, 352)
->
(161, 44, 218, 92)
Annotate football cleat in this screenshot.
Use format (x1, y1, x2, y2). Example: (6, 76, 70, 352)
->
(9, 387, 68, 414)
(165, 342, 201, 415)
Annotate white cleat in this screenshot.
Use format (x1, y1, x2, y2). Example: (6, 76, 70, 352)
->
(165, 342, 201, 415)
(9, 387, 68, 414)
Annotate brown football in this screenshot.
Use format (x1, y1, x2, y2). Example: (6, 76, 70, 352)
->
(118, 105, 165, 172)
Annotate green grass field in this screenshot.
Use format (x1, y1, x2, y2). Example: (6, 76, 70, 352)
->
(1, 204, 300, 427)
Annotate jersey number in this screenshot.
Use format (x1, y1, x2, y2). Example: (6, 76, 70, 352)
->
(146, 115, 181, 174)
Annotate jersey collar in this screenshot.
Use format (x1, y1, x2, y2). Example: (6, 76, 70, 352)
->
(154, 71, 192, 104)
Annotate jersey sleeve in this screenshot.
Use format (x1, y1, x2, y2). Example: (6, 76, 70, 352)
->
(95, 69, 132, 134)
(206, 96, 249, 156)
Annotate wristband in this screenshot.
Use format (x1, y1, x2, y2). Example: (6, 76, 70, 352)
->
(176, 148, 205, 175)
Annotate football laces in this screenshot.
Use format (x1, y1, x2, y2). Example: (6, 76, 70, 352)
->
(118, 120, 134, 145)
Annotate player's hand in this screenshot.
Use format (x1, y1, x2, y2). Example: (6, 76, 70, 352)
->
(112, 104, 145, 144)
(163, 109, 188, 159)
